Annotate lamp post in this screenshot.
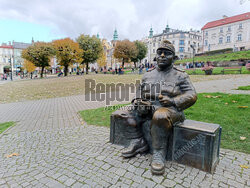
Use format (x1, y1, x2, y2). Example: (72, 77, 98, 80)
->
(190, 44, 195, 65)
(6, 55, 13, 81)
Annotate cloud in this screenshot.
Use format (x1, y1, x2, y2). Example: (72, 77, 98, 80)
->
(0, 0, 249, 41)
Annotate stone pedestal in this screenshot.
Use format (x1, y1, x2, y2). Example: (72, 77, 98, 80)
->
(110, 113, 221, 173)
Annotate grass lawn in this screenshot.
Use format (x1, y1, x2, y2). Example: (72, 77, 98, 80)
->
(79, 93, 250, 153)
(237, 85, 250, 90)
(184, 66, 250, 75)
(175, 50, 250, 63)
(0, 122, 15, 134)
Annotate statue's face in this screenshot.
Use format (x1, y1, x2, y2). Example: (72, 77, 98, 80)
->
(156, 49, 174, 69)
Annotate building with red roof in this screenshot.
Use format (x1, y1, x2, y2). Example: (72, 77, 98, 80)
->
(0, 41, 31, 74)
(201, 12, 250, 52)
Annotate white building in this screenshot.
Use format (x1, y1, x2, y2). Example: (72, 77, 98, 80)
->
(0, 43, 14, 74)
(0, 41, 32, 74)
(12, 41, 32, 71)
(202, 12, 250, 52)
(142, 25, 202, 64)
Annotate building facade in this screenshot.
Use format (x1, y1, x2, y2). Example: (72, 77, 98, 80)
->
(143, 25, 202, 64)
(202, 12, 250, 52)
(0, 43, 14, 74)
(0, 41, 32, 74)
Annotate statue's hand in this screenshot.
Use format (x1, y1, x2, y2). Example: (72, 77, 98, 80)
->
(159, 95, 174, 107)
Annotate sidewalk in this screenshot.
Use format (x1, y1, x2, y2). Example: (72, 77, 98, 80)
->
(0, 77, 249, 187)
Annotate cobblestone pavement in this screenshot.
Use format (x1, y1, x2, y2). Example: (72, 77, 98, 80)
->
(0, 77, 249, 187)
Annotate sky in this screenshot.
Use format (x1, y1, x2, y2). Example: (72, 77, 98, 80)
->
(0, 0, 249, 44)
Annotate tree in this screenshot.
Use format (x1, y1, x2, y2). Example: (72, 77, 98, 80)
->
(53, 38, 83, 76)
(23, 60, 36, 79)
(22, 42, 55, 78)
(131, 41, 147, 68)
(76, 34, 103, 74)
(113, 40, 137, 68)
(97, 51, 107, 68)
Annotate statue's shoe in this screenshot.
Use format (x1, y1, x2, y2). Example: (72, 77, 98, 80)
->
(151, 150, 166, 175)
(122, 138, 148, 158)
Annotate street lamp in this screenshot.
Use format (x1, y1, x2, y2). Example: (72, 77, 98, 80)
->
(190, 44, 195, 65)
(6, 55, 13, 81)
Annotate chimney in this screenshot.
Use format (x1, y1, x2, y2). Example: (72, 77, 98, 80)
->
(223, 15, 228, 19)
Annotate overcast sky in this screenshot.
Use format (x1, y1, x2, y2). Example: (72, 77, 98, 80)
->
(0, 0, 249, 43)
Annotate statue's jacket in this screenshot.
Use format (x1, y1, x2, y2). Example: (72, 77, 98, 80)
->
(137, 66, 197, 123)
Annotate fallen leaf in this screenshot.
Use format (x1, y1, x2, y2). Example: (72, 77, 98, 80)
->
(232, 100, 237, 103)
(225, 103, 228, 105)
(212, 96, 221, 98)
(204, 95, 212, 98)
(6, 153, 19, 158)
(238, 106, 248, 108)
(240, 165, 249, 169)
(240, 136, 246, 141)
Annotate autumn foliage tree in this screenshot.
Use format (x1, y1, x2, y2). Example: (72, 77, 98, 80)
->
(53, 38, 83, 76)
(76, 34, 103, 74)
(97, 51, 107, 68)
(113, 40, 137, 68)
(22, 42, 55, 78)
(131, 41, 147, 68)
(23, 60, 36, 79)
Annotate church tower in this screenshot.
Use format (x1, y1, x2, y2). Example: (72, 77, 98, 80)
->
(113, 29, 118, 41)
(149, 26, 153, 38)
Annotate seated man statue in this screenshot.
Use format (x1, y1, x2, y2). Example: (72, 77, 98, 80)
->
(118, 40, 197, 175)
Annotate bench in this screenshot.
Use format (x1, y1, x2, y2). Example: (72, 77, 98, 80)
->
(221, 66, 242, 74)
(110, 112, 222, 173)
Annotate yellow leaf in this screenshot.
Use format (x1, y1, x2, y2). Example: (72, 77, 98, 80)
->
(204, 95, 212, 98)
(232, 100, 237, 103)
(6, 153, 19, 158)
(238, 106, 248, 108)
(225, 103, 228, 105)
(240, 165, 249, 169)
(240, 136, 246, 141)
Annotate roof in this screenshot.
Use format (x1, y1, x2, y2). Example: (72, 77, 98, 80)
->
(0, 45, 13, 49)
(202, 12, 250, 30)
(13, 42, 31, 49)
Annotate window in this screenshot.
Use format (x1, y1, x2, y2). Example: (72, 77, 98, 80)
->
(179, 40, 184, 45)
(228, 26, 231, 31)
(205, 40, 208, 46)
(239, 23, 242, 29)
(153, 49, 155, 53)
(188, 47, 190, 52)
(153, 43, 155, 47)
(237, 34, 242, 41)
(226, 36, 231, 43)
(179, 47, 184, 52)
(205, 31, 208, 36)
(172, 40, 175, 44)
(188, 41, 190, 44)
(180, 33, 185, 38)
(219, 37, 223, 44)
(220, 28, 223, 33)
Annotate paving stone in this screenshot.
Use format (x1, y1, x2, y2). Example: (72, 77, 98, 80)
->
(162, 179, 176, 187)
(142, 179, 156, 187)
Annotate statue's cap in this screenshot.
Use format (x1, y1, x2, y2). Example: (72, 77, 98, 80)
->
(157, 40, 175, 54)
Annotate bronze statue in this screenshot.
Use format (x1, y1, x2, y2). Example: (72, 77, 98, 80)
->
(116, 40, 197, 175)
